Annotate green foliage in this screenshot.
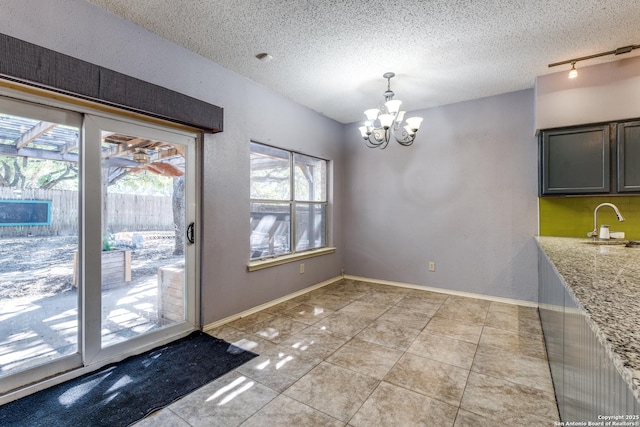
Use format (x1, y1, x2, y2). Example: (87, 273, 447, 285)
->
(102, 236, 113, 251)
(109, 171, 173, 196)
(0, 155, 78, 190)
(0, 155, 172, 195)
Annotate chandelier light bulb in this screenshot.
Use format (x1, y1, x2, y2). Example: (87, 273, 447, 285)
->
(385, 100, 402, 116)
(378, 114, 395, 129)
(405, 117, 423, 132)
(364, 109, 380, 121)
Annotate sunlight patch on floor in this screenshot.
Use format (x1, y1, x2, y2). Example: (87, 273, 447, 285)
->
(205, 376, 255, 406)
(43, 308, 77, 323)
(105, 375, 133, 393)
(218, 380, 253, 406)
(58, 375, 105, 407)
(0, 303, 39, 322)
(276, 355, 293, 369)
(255, 327, 279, 340)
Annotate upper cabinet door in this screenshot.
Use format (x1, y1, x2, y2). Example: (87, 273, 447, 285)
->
(540, 125, 610, 195)
(617, 121, 640, 192)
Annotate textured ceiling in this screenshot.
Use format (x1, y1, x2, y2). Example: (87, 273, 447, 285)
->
(86, 0, 640, 124)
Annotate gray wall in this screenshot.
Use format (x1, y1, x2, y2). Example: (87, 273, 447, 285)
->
(343, 90, 539, 302)
(0, 0, 345, 325)
(1, 0, 541, 322)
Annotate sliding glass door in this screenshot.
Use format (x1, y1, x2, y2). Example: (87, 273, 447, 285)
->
(0, 97, 83, 393)
(82, 115, 197, 365)
(0, 95, 198, 395)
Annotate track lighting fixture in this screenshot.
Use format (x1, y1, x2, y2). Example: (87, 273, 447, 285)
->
(548, 44, 640, 79)
(568, 62, 578, 79)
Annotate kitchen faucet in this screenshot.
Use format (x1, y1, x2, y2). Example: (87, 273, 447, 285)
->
(587, 203, 625, 238)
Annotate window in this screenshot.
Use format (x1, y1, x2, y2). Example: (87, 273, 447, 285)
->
(250, 142, 328, 260)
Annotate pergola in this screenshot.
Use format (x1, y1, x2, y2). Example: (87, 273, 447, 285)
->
(0, 112, 185, 183)
(0, 112, 187, 243)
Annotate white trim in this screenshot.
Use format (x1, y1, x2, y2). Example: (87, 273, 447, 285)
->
(204, 274, 538, 334)
(0, 90, 202, 396)
(344, 275, 539, 308)
(83, 114, 199, 364)
(203, 275, 343, 331)
(248, 247, 336, 271)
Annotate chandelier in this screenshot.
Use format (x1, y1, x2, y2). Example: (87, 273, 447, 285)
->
(358, 72, 423, 149)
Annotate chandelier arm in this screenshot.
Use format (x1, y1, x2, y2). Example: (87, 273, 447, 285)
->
(373, 129, 389, 144)
(380, 128, 391, 149)
(394, 130, 416, 146)
(365, 131, 386, 148)
(365, 136, 383, 148)
(395, 136, 415, 146)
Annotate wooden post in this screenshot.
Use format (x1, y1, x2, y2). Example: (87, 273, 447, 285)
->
(124, 250, 131, 282)
(73, 249, 131, 288)
(72, 251, 78, 285)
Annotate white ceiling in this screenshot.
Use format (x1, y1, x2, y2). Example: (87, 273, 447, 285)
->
(86, 0, 640, 124)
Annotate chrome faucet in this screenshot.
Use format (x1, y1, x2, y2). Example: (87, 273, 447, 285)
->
(587, 203, 625, 238)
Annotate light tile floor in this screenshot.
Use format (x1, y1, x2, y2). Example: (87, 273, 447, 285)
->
(135, 279, 559, 426)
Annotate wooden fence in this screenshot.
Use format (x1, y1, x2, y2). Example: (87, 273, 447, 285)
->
(0, 187, 174, 238)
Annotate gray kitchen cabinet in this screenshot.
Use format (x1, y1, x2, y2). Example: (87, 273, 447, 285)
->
(617, 120, 640, 192)
(540, 125, 610, 195)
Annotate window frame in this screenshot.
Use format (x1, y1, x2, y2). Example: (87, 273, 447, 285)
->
(249, 141, 334, 270)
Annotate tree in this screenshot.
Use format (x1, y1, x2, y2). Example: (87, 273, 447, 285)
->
(172, 176, 185, 255)
(0, 157, 25, 188)
(39, 163, 78, 190)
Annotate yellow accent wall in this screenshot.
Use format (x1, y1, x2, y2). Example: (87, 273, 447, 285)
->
(539, 196, 640, 240)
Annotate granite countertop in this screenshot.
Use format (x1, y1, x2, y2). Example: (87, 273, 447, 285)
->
(536, 236, 640, 401)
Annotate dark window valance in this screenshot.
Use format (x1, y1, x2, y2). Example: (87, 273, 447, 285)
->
(0, 33, 223, 133)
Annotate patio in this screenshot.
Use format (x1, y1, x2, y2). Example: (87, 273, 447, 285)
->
(0, 273, 170, 376)
(0, 236, 181, 378)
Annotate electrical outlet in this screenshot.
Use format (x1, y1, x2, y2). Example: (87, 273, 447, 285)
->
(428, 262, 436, 272)
(300, 263, 305, 274)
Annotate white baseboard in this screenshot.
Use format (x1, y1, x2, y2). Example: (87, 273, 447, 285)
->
(203, 275, 344, 332)
(344, 275, 538, 308)
(204, 274, 538, 333)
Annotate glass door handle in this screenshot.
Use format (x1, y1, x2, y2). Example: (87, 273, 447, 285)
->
(187, 222, 195, 244)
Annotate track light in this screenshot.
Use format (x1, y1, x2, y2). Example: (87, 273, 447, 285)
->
(548, 44, 640, 79)
(568, 62, 578, 79)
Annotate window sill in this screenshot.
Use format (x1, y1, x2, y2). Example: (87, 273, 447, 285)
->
(248, 247, 336, 272)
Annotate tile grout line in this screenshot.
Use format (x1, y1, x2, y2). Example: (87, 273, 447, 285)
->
(344, 288, 430, 424)
(455, 322, 487, 424)
(192, 281, 556, 426)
